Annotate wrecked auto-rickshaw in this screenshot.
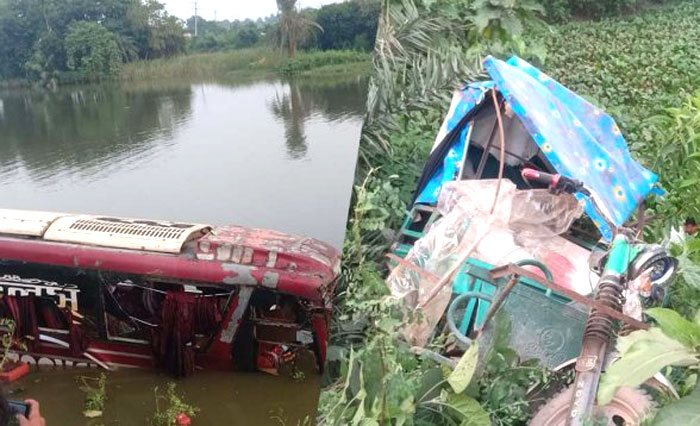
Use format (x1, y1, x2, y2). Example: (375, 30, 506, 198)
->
(388, 56, 678, 426)
(0, 210, 339, 379)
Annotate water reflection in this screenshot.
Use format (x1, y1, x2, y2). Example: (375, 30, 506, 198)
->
(268, 76, 368, 159)
(0, 82, 193, 182)
(0, 73, 367, 248)
(270, 83, 309, 159)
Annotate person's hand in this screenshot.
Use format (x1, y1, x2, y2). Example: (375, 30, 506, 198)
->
(17, 399, 45, 426)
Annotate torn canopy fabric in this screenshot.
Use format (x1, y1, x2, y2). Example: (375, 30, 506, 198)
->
(416, 56, 660, 241)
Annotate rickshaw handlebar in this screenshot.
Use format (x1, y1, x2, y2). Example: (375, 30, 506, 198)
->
(521, 168, 590, 196)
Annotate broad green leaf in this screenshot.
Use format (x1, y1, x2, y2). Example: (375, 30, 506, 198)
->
(682, 373, 697, 395)
(446, 392, 491, 426)
(500, 14, 523, 37)
(678, 254, 700, 289)
(653, 389, 700, 426)
(448, 342, 479, 394)
(471, 13, 491, 32)
(598, 328, 698, 405)
(646, 307, 700, 348)
(678, 178, 700, 188)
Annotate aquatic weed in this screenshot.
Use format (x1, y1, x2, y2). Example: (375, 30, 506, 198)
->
(151, 382, 199, 426)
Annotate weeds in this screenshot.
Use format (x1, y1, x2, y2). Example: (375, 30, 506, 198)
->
(279, 50, 371, 75)
(119, 47, 284, 81)
(151, 382, 199, 426)
(117, 48, 369, 82)
(79, 373, 107, 418)
(0, 318, 17, 371)
(541, 1, 700, 165)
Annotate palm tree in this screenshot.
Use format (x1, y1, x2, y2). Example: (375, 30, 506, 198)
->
(276, 0, 322, 57)
(269, 81, 311, 159)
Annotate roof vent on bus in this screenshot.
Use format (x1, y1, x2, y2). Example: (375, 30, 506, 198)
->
(43, 215, 211, 253)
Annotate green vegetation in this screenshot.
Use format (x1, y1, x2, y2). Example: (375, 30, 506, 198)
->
(598, 307, 700, 425)
(319, 0, 700, 425)
(186, 0, 379, 54)
(279, 50, 371, 75)
(313, 0, 381, 52)
(0, 319, 17, 371)
(79, 373, 107, 418)
(541, 0, 670, 21)
(120, 48, 371, 81)
(540, 1, 700, 230)
(151, 383, 199, 426)
(0, 0, 185, 85)
(0, 0, 378, 86)
(65, 22, 123, 79)
(276, 0, 323, 57)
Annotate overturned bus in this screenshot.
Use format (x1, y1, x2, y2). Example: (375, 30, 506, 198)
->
(0, 209, 339, 378)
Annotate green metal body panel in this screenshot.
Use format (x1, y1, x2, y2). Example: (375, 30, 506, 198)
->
(392, 204, 589, 368)
(605, 234, 633, 275)
(449, 260, 588, 369)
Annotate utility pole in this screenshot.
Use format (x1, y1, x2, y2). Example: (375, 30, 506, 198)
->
(194, 1, 198, 37)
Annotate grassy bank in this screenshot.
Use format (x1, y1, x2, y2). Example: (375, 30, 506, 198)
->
(0, 48, 371, 88)
(120, 48, 371, 81)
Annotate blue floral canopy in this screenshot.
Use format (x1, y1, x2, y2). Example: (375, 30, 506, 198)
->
(416, 56, 660, 241)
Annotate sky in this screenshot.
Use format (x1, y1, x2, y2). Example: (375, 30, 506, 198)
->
(161, 0, 343, 22)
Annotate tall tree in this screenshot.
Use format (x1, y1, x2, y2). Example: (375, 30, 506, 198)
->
(275, 0, 321, 56)
(0, 0, 185, 80)
(65, 21, 122, 78)
(314, 0, 380, 51)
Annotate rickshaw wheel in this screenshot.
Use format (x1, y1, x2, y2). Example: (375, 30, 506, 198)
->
(530, 385, 656, 426)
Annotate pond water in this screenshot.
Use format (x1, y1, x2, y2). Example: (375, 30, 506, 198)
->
(12, 368, 320, 426)
(0, 72, 367, 424)
(0, 73, 367, 249)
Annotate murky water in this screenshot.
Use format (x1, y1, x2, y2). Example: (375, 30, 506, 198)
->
(0, 73, 367, 424)
(11, 368, 320, 425)
(0, 73, 367, 249)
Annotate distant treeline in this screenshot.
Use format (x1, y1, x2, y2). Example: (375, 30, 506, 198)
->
(186, 0, 380, 53)
(0, 0, 379, 84)
(0, 0, 186, 82)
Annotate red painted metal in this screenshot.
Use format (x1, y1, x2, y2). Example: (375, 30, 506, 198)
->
(0, 225, 339, 301)
(0, 223, 341, 375)
(0, 362, 30, 383)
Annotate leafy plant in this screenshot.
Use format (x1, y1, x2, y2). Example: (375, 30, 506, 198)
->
(65, 21, 122, 79)
(541, 1, 700, 167)
(0, 318, 17, 371)
(151, 382, 199, 426)
(79, 373, 108, 418)
(644, 93, 700, 233)
(467, 0, 547, 61)
(598, 308, 700, 424)
(280, 50, 371, 75)
(318, 329, 491, 425)
(666, 231, 700, 320)
(275, 0, 323, 57)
